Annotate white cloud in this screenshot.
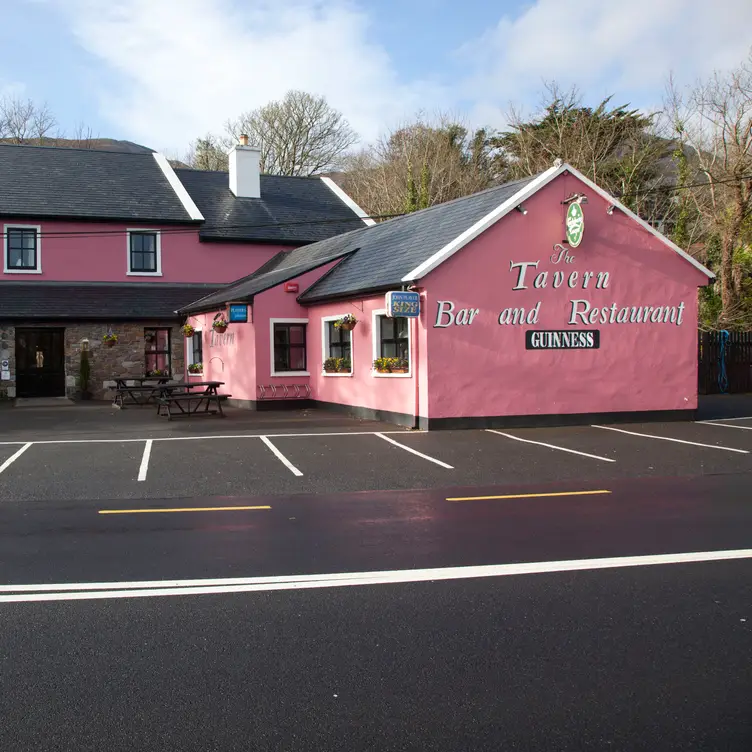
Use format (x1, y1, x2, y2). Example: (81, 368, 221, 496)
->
(458, 0, 752, 125)
(49, 0, 448, 153)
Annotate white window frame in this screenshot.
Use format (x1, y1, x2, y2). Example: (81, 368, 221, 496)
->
(371, 308, 412, 378)
(321, 314, 354, 377)
(127, 228, 162, 276)
(185, 329, 203, 370)
(4, 224, 42, 274)
(270, 318, 310, 377)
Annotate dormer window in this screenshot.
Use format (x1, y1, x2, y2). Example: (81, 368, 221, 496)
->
(127, 230, 161, 275)
(4, 225, 41, 273)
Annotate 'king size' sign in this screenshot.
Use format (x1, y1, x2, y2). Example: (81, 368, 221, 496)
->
(525, 330, 600, 350)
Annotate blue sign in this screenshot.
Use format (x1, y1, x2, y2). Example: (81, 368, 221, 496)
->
(386, 291, 420, 318)
(229, 304, 248, 323)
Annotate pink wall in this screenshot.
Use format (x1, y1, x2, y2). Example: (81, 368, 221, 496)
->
(423, 173, 710, 419)
(307, 295, 426, 420)
(1, 218, 288, 283)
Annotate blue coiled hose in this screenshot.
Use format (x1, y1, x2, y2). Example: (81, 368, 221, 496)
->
(718, 329, 729, 394)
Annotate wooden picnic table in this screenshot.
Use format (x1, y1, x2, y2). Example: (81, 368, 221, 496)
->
(155, 381, 229, 420)
(111, 375, 172, 407)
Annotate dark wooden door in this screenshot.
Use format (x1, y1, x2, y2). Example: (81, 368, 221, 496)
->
(15, 328, 66, 398)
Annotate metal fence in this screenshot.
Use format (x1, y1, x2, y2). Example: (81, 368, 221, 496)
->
(698, 330, 752, 394)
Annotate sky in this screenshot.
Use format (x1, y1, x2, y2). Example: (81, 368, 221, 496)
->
(1, 0, 750, 158)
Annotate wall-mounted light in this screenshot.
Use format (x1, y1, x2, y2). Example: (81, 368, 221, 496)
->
(606, 204, 616, 215)
(81, 338, 90, 352)
(515, 204, 528, 215)
(562, 192, 588, 205)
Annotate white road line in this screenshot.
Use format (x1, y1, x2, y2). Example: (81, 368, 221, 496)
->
(375, 433, 454, 469)
(0, 442, 32, 475)
(137, 440, 153, 482)
(1, 548, 750, 603)
(260, 436, 303, 477)
(486, 429, 615, 462)
(592, 425, 749, 454)
(697, 421, 752, 431)
(700, 416, 752, 422)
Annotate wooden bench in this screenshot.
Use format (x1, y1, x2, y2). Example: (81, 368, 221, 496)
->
(156, 392, 231, 420)
(113, 385, 161, 408)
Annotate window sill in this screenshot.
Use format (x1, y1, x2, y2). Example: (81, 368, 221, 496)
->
(271, 371, 310, 377)
(372, 371, 412, 378)
(187, 372, 204, 377)
(4, 268, 42, 274)
(323, 372, 353, 377)
(127, 271, 163, 277)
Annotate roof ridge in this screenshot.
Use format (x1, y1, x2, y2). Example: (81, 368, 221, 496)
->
(0, 142, 155, 156)
(175, 167, 330, 180)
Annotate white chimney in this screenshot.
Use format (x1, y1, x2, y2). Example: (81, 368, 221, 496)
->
(228, 134, 261, 198)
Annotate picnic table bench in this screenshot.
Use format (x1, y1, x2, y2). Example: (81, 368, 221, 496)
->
(111, 375, 171, 408)
(155, 381, 229, 420)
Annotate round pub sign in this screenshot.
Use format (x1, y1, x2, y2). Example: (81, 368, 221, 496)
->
(566, 202, 584, 247)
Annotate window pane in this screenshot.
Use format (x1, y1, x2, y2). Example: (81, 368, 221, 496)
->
(274, 348, 289, 371)
(289, 325, 305, 345)
(329, 323, 341, 344)
(290, 346, 306, 371)
(7, 229, 36, 268)
(382, 342, 397, 358)
(274, 325, 289, 345)
(396, 318, 408, 338)
(156, 329, 169, 349)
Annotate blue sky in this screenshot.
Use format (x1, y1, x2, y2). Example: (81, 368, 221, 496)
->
(2, 0, 751, 157)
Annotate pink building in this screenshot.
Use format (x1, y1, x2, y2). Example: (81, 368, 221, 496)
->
(179, 163, 713, 428)
(0, 141, 368, 399)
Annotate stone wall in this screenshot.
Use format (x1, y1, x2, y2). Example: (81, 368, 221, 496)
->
(0, 324, 16, 399)
(0, 321, 185, 401)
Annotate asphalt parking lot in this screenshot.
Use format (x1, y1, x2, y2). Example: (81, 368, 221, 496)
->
(1, 404, 752, 503)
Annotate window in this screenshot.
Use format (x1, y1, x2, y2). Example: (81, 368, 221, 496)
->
(272, 321, 307, 374)
(144, 328, 171, 375)
(4, 225, 41, 273)
(378, 316, 409, 359)
(189, 331, 203, 365)
(321, 316, 353, 376)
(327, 321, 351, 360)
(128, 230, 161, 275)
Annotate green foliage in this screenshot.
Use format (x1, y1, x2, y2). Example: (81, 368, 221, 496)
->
(324, 357, 351, 372)
(404, 157, 418, 213)
(373, 357, 408, 372)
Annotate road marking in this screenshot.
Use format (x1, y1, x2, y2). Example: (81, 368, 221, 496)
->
(0, 442, 32, 475)
(592, 425, 750, 453)
(260, 436, 303, 476)
(486, 429, 615, 462)
(698, 421, 752, 431)
(700, 416, 752, 422)
(375, 433, 454, 469)
(98, 505, 271, 515)
(137, 439, 153, 482)
(2, 548, 750, 603)
(447, 490, 612, 502)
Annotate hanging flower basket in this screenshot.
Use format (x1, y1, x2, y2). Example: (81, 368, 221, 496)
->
(103, 333, 118, 348)
(213, 317, 229, 334)
(181, 324, 195, 338)
(334, 314, 358, 332)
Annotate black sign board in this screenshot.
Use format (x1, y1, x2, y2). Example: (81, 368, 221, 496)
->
(525, 330, 600, 350)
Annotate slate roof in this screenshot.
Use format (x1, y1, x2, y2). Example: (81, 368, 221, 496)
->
(298, 175, 537, 302)
(174, 169, 366, 244)
(179, 231, 360, 313)
(0, 144, 194, 223)
(0, 283, 217, 320)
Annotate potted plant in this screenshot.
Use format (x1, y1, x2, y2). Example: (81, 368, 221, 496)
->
(337, 357, 351, 373)
(373, 357, 393, 373)
(181, 324, 195, 338)
(373, 357, 409, 374)
(334, 314, 358, 331)
(324, 357, 339, 373)
(79, 349, 92, 400)
(213, 316, 229, 334)
(103, 333, 118, 348)
(391, 358, 409, 374)
(188, 363, 203, 375)
(148, 368, 167, 377)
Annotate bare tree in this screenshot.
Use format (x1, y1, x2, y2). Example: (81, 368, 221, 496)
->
(666, 52, 752, 325)
(0, 96, 57, 143)
(224, 91, 357, 176)
(185, 133, 228, 171)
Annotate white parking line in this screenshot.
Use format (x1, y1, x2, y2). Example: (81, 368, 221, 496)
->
(260, 436, 303, 476)
(2, 548, 750, 603)
(0, 442, 32, 475)
(137, 440, 153, 482)
(375, 433, 454, 469)
(700, 416, 752, 422)
(592, 425, 750, 453)
(486, 430, 615, 462)
(698, 421, 752, 431)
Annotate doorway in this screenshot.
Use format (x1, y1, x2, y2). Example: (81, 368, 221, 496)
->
(15, 328, 66, 398)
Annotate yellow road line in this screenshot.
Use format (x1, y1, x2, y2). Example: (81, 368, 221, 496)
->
(98, 505, 272, 515)
(446, 490, 611, 502)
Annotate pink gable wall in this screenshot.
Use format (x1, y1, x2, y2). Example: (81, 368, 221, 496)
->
(1, 218, 288, 283)
(423, 173, 710, 420)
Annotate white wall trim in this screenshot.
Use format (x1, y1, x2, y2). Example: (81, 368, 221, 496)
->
(320, 176, 376, 226)
(321, 314, 353, 376)
(270, 318, 310, 377)
(371, 308, 412, 378)
(400, 161, 714, 282)
(126, 228, 162, 276)
(152, 152, 205, 221)
(3, 223, 42, 274)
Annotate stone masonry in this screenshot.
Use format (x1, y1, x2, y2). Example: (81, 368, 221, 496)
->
(0, 321, 185, 401)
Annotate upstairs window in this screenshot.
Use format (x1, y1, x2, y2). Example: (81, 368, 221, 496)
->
(4, 226, 40, 273)
(128, 230, 161, 275)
